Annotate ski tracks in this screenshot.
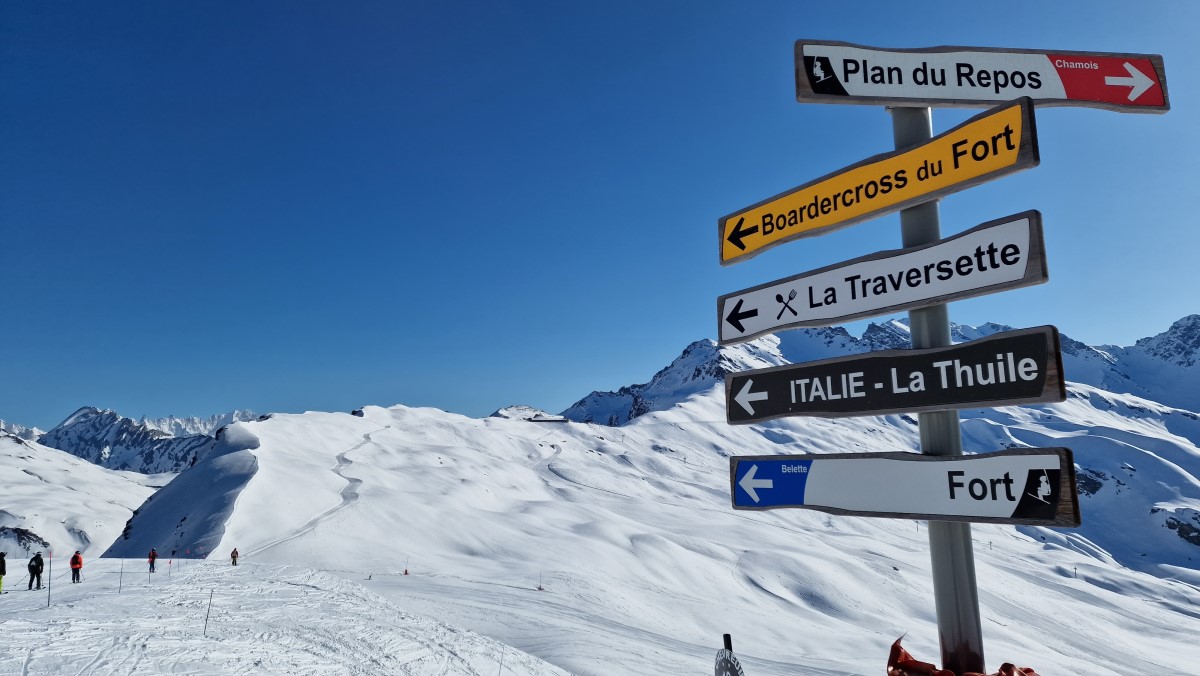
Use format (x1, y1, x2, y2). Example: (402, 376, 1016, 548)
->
(0, 562, 560, 675)
(248, 427, 387, 557)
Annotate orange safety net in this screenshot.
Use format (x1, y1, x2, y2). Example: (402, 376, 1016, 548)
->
(887, 637, 1040, 676)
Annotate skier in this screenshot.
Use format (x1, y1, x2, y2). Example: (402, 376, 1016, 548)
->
(28, 552, 44, 590)
(148, 548, 158, 573)
(0, 551, 6, 593)
(231, 548, 239, 566)
(70, 551, 84, 583)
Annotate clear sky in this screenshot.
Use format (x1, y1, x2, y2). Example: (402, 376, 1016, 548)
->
(2, 1, 1196, 430)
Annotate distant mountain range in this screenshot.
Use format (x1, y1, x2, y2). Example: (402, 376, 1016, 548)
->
(10, 315, 1200, 478)
(33, 407, 259, 474)
(0, 419, 43, 441)
(560, 315, 1200, 426)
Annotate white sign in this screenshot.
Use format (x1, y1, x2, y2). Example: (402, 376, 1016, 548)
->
(797, 41, 1168, 112)
(730, 448, 1080, 526)
(718, 212, 1046, 345)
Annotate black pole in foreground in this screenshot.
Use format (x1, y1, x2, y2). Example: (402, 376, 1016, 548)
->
(203, 590, 214, 637)
(46, 554, 52, 608)
(890, 106, 985, 674)
(723, 634, 733, 652)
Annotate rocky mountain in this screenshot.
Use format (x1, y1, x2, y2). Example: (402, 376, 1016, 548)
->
(38, 407, 216, 474)
(561, 316, 1200, 425)
(0, 419, 43, 441)
(138, 409, 258, 437)
(1064, 314, 1200, 412)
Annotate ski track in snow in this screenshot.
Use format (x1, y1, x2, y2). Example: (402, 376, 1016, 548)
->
(0, 560, 566, 676)
(245, 427, 386, 558)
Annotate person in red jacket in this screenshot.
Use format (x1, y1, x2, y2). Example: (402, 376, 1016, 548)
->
(230, 548, 239, 566)
(148, 548, 158, 573)
(70, 551, 83, 583)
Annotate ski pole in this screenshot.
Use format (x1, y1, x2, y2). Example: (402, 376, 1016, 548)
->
(203, 590, 214, 637)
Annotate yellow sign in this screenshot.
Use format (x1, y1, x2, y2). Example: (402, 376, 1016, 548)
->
(719, 97, 1038, 265)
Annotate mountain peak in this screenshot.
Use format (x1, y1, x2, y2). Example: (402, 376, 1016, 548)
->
(40, 407, 215, 473)
(1136, 314, 1200, 368)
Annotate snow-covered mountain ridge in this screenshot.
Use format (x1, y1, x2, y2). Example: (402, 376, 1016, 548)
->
(0, 419, 43, 440)
(562, 315, 1200, 425)
(138, 409, 258, 437)
(37, 407, 219, 474)
(98, 385, 1200, 673)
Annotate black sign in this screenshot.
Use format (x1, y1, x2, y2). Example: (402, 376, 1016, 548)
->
(726, 326, 1064, 423)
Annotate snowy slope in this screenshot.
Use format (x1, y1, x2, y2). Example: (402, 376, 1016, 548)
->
(7, 316, 1200, 673)
(102, 396, 1200, 674)
(0, 560, 566, 676)
(0, 434, 160, 559)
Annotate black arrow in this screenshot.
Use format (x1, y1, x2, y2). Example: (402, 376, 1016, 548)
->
(725, 217, 758, 251)
(725, 298, 758, 333)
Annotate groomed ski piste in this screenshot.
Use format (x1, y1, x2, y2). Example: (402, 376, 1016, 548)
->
(0, 559, 566, 675)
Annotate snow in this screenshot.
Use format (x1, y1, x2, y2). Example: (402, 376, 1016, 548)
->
(4, 317, 1200, 673)
(85, 392, 1200, 674)
(0, 560, 566, 675)
(0, 435, 159, 558)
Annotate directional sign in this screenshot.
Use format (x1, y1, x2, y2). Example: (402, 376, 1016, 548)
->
(729, 448, 1080, 527)
(718, 211, 1047, 344)
(725, 326, 1064, 423)
(796, 41, 1168, 112)
(714, 649, 746, 676)
(719, 98, 1038, 265)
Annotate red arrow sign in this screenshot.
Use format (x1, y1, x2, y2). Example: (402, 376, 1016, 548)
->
(1048, 55, 1164, 106)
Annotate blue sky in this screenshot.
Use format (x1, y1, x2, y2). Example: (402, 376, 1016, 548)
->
(1, 1, 1196, 430)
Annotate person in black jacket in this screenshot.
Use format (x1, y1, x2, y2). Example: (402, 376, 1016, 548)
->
(1, 551, 6, 593)
(28, 552, 44, 590)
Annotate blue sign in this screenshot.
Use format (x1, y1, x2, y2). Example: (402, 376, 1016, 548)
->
(732, 459, 814, 508)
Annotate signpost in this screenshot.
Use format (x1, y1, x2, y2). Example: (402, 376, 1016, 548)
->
(716, 37, 1165, 674)
(725, 326, 1064, 424)
(729, 448, 1080, 527)
(718, 211, 1047, 344)
(796, 41, 1169, 112)
(718, 98, 1038, 265)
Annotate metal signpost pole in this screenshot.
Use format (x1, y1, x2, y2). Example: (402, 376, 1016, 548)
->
(891, 105, 985, 673)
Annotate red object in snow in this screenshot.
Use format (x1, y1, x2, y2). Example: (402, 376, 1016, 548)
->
(887, 637, 1040, 676)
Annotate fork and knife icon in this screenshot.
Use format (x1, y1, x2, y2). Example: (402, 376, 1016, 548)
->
(775, 289, 798, 320)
